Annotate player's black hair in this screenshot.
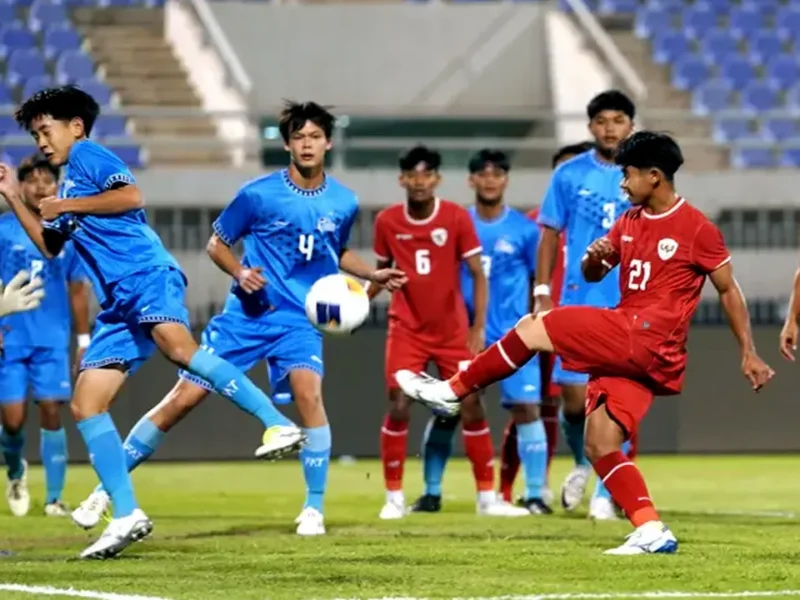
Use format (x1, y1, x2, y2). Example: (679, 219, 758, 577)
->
(278, 100, 335, 142)
(587, 90, 635, 121)
(614, 131, 684, 182)
(15, 85, 100, 136)
(551, 141, 595, 168)
(399, 145, 441, 172)
(17, 155, 60, 182)
(468, 148, 510, 173)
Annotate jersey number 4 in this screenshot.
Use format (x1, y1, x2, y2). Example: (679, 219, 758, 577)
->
(299, 234, 314, 261)
(627, 258, 651, 291)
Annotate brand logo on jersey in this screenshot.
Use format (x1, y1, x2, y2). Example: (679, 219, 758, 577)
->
(578, 189, 592, 197)
(657, 238, 679, 261)
(622, 235, 633, 243)
(316, 217, 337, 233)
(61, 180, 76, 195)
(494, 238, 515, 254)
(431, 228, 448, 247)
(11, 244, 24, 251)
(395, 233, 413, 240)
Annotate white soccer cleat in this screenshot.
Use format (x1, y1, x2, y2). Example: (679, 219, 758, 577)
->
(477, 497, 530, 517)
(71, 490, 111, 530)
(79, 508, 153, 560)
(255, 424, 306, 460)
(589, 496, 619, 521)
(604, 521, 678, 555)
(394, 370, 461, 417)
(379, 495, 406, 520)
(542, 486, 554, 506)
(295, 507, 326, 536)
(44, 501, 70, 517)
(6, 460, 30, 517)
(561, 464, 592, 512)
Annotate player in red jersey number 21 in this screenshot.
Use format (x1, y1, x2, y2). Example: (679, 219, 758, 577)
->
(396, 131, 774, 554)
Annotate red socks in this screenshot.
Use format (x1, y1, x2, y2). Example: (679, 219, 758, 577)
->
(380, 415, 408, 491)
(540, 402, 559, 476)
(593, 450, 659, 527)
(450, 329, 537, 397)
(463, 419, 495, 492)
(499, 420, 520, 502)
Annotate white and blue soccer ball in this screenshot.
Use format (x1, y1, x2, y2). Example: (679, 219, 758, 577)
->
(305, 274, 370, 335)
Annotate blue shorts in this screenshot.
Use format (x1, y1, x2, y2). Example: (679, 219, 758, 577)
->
(178, 311, 323, 404)
(500, 357, 542, 406)
(552, 356, 589, 386)
(0, 346, 71, 403)
(82, 267, 189, 375)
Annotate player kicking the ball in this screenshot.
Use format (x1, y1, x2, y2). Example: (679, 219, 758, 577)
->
(70, 101, 406, 537)
(374, 146, 526, 518)
(397, 131, 774, 554)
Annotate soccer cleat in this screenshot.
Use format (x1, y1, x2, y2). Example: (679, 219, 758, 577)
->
(589, 496, 619, 521)
(477, 497, 530, 517)
(79, 508, 153, 560)
(394, 370, 461, 417)
(379, 497, 406, 520)
(44, 501, 70, 517)
(542, 485, 554, 506)
(603, 521, 678, 555)
(255, 425, 306, 460)
(295, 507, 326, 536)
(71, 490, 111, 530)
(561, 464, 592, 512)
(410, 494, 442, 513)
(520, 497, 554, 515)
(6, 460, 30, 517)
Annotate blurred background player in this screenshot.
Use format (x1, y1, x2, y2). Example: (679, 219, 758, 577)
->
(397, 131, 774, 554)
(416, 149, 547, 515)
(534, 91, 634, 518)
(70, 102, 406, 537)
(374, 146, 523, 518)
(0, 156, 90, 518)
(499, 141, 594, 505)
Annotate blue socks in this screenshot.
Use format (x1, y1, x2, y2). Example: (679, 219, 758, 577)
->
(422, 417, 457, 497)
(517, 420, 548, 500)
(0, 429, 25, 481)
(560, 410, 589, 467)
(40, 428, 68, 504)
(95, 416, 165, 494)
(76, 413, 138, 519)
(592, 439, 632, 501)
(300, 424, 331, 512)
(188, 349, 291, 429)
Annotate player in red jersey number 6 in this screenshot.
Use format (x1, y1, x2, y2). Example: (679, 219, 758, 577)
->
(396, 131, 774, 554)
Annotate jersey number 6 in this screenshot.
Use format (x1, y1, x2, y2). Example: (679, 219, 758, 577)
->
(415, 249, 431, 275)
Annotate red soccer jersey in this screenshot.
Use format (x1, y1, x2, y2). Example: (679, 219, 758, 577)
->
(374, 198, 482, 343)
(606, 197, 730, 393)
(528, 207, 565, 306)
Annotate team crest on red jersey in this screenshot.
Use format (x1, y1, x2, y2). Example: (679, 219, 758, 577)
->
(431, 227, 448, 247)
(657, 238, 679, 261)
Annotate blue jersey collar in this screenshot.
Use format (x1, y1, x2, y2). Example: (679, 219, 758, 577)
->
(471, 204, 509, 226)
(589, 150, 620, 171)
(281, 168, 328, 197)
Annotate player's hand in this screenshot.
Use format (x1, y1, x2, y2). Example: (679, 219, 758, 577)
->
(0, 270, 45, 317)
(0, 163, 20, 201)
(741, 351, 775, 392)
(534, 294, 552, 314)
(467, 326, 485, 354)
(372, 268, 407, 292)
(236, 266, 267, 294)
(586, 236, 615, 261)
(39, 196, 66, 221)
(779, 318, 798, 361)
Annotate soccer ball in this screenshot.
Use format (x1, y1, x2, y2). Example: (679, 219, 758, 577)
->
(305, 274, 370, 335)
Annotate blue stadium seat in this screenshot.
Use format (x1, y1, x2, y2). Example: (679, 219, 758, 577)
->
(765, 55, 800, 90)
(701, 0, 733, 16)
(107, 145, 144, 169)
(762, 118, 799, 141)
(776, 7, 800, 43)
(0, 3, 16, 24)
(692, 80, 734, 115)
(5, 48, 46, 88)
(786, 84, 800, 110)
(682, 5, 717, 40)
(598, 0, 636, 14)
(713, 117, 754, 143)
(747, 31, 784, 65)
(634, 7, 674, 39)
(729, 7, 765, 41)
(0, 22, 36, 59)
(719, 56, 757, 91)
(21, 75, 52, 100)
(652, 31, 691, 65)
(740, 82, 781, 113)
(741, 0, 781, 16)
(100, 0, 142, 6)
(779, 147, 800, 167)
(649, 0, 685, 8)
(43, 24, 82, 60)
(2, 0, 33, 8)
(76, 79, 112, 106)
(0, 115, 18, 136)
(2, 145, 35, 166)
(698, 30, 739, 64)
(94, 114, 129, 138)
(672, 55, 710, 91)
(28, 1, 69, 33)
(55, 50, 95, 84)
(731, 147, 775, 168)
(0, 82, 11, 105)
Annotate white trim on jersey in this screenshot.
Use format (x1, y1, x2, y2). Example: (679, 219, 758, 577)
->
(641, 196, 686, 220)
(403, 197, 441, 225)
(462, 246, 482, 259)
(710, 256, 732, 271)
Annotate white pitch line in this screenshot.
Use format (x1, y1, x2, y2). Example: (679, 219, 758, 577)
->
(0, 583, 172, 600)
(333, 592, 800, 600)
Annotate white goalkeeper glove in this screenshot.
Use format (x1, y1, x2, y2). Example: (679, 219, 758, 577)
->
(0, 270, 45, 317)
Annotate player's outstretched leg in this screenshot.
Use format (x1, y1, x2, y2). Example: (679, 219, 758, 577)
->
(411, 415, 457, 513)
(498, 419, 519, 503)
(72, 369, 152, 560)
(38, 401, 69, 517)
(589, 438, 631, 521)
(150, 323, 304, 460)
(1, 402, 29, 517)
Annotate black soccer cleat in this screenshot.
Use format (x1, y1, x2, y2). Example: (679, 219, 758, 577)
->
(519, 497, 554, 515)
(410, 494, 442, 513)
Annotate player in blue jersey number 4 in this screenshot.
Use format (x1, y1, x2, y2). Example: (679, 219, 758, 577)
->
(0, 86, 335, 559)
(69, 101, 406, 537)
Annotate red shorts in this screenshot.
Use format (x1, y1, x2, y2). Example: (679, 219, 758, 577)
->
(385, 326, 471, 391)
(539, 352, 562, 399)
(541, 306, 661, 434)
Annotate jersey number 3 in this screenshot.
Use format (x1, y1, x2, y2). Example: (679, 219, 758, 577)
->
(627, 258, 651, 291)
(299, 234, 314, 261)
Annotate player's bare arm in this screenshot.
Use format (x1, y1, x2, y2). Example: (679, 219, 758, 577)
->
(464, 252, 487, 354)
(39, 183, 143, 221)
(710, 263, 774, 391)
(339, 249, 407, 292)
(779, 267, 800, 361)
(206, 232, 266, 294)
(534, 225, 560, 313)
(366, 258, 394, 301)
(69, 279, 91, 374)
(581, 237, 618, 283)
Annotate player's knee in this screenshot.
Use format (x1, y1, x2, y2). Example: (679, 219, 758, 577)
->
(388, 389, 412, 421)
(510, 403, 539, 424)
(1, 405, 25, 433)
(70, 397, 102, 422)
(38, 401, 63, 430)
(460, 393, 485, 423)
(584, 406, 625, 462)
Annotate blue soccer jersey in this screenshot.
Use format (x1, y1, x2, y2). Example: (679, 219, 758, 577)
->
(0, 211, 86, 349)
(537, 150, 630, 309)
(43, 140, 181, 308)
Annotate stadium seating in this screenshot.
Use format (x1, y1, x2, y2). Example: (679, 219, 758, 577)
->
(0, 0, 144, 167)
